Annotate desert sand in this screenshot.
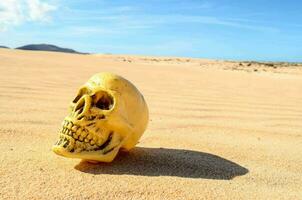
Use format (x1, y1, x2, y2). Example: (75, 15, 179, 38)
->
(0, 48, 301, 199)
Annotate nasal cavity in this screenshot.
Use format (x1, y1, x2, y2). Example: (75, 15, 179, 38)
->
(74, 96, 86, 116)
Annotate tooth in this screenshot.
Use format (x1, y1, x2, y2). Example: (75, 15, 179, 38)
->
(86, 145, 93, 151)
(72, 126, 78, 132)
(90, 140, 95, 145)
(58, 139, 62, 145)
(75, 148, 82, 153)
(69, 138, 75, 146)
(68, 123, 72, 129)
(96, 139, 103, 146)
(87, 134, 92, 140)
(81, 134, 87, 139)
(67, 145, 73, 151)
(84, 138, 89, 143)
(75, 141, 81, 148)
(75, 141, 81, 146)
(85, 143, 91, 150)
(81, 131, 88, 137)
(63, 140, 69, 148)
(79, 136, 84, 141)
(73, 134, 79, 139)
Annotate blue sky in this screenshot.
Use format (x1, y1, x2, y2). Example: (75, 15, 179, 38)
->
(0, 0, 301, 61)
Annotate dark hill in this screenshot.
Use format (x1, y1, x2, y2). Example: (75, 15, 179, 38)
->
(16, 44, 87, 54)
(0, 46, 9, 49)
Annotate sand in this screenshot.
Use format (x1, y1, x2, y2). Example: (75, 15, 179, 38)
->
(0, 48, 301, 199)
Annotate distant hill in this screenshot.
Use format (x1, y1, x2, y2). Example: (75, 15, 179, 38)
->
(16, 44, 87, 54)
(0, 46, 9, 49)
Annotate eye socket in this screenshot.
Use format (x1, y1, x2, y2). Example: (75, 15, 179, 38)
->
(93, 91, 114, 110)
(72, 87, 89, 103)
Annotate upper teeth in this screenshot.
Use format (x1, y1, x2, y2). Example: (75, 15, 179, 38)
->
(57, 119, 108, 153)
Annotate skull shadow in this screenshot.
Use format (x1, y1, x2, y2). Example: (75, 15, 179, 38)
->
(74, 147, 248, 180)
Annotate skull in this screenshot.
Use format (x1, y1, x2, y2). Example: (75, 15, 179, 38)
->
(52, 72, 149, 162)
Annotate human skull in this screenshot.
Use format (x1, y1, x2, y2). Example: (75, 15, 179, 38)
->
(52, 72, 149, 162)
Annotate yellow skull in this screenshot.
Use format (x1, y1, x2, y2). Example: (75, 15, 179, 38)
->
(52, 72, 149, 162)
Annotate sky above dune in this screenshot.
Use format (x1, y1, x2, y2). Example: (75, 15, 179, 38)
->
(0, 0, 301, 61)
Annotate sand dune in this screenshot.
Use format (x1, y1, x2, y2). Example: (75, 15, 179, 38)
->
(0, 49, 301, 199)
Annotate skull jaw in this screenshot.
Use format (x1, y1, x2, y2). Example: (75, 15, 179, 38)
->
(52, 144, 120, 163)
(52, 117, 122, 162)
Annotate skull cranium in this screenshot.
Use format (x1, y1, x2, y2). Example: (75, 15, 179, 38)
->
(52, 72, 149, 162)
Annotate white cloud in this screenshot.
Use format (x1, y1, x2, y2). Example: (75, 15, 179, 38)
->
(0, 0, 56, 31)
(0, 0, 24, 31)
(27, 0, 56, 21)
